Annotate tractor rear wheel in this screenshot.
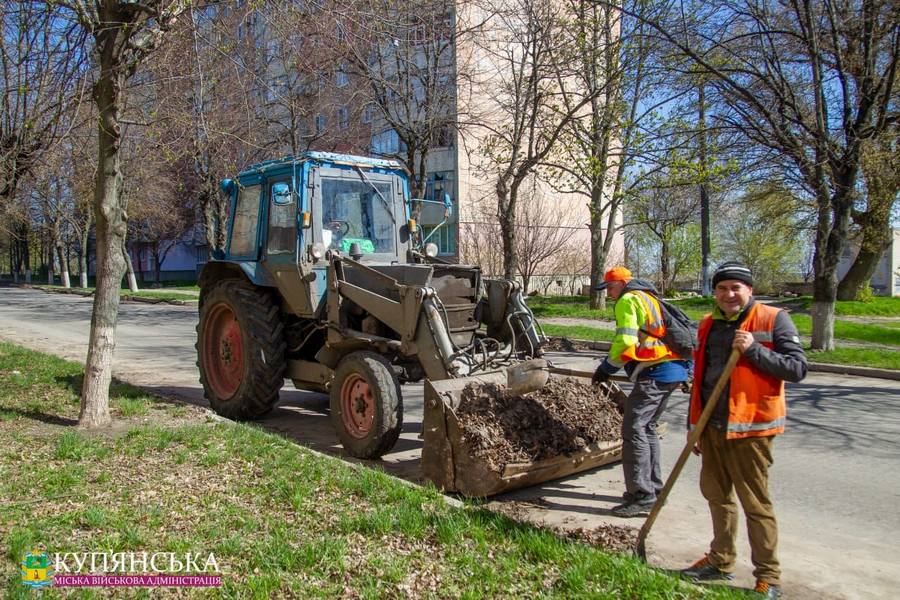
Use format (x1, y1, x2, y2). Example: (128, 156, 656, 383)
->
(329, 351, 403, 459)
(196, 279, 286, 420)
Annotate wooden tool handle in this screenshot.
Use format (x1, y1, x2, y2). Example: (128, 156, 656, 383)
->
(636, 348, 741, 558)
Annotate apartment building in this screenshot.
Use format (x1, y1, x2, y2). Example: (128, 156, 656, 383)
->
(259, 0, 623, 291)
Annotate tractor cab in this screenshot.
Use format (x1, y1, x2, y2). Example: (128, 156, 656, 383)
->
(219, 152, 415, 269)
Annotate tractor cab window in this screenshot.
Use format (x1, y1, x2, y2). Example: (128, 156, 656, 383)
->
(230, 183, 261, 257)
(320, 177, 395, 255)
(267, 180, 296, 256)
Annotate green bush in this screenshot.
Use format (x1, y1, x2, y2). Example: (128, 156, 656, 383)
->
(855, 281, 875, 303)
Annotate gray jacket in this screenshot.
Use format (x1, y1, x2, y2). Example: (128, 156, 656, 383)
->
(700, 299, 808, 430)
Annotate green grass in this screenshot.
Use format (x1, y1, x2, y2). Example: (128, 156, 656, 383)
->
(782, 296, 900, 317)
(33, 284, 198, 303)
(541, 324, 615, 342)
(805, 346, 900, 370)
(0, 341, 746, 599)
(528, 295, 616, 320)
(791, 315, 900, 347)
(121, 290, 199, 302)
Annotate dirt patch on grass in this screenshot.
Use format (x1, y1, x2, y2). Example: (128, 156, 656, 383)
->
(543, 337, 598, 353)
(565, 523, 638, 554)
(455, 377, 622, 472)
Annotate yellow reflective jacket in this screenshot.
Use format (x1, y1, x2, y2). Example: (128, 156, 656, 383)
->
(607, 290, 677, 368)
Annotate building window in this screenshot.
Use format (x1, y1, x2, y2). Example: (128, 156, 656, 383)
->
(335, 61, 349, 87)
(362, 103, 377, 124)
(436, 125, 454, 148)
(371, 129, 404, 154)
(421, 223, 457, 255)
(337, 106, 349, 130)
(315, 114, 326, 135)
(426, 171, 454, 201)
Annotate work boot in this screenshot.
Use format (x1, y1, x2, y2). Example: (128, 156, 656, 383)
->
(611, 496, 655, 518)
(680, 555, 734, 581)
(754, 581, 782, 599)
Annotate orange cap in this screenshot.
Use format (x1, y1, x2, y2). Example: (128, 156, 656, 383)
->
(595, 266, 632, 290)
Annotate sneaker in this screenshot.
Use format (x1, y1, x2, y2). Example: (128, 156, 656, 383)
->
(611, 497, 655, 518)
(754, 581, 782, 599)
(680, 555, 734, 581)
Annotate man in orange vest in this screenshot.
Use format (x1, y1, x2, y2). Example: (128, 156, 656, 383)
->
(592, 266, 690, 517)
(680, 262, 807, 600)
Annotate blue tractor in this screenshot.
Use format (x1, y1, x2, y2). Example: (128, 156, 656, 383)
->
(197, 152, 544, 459)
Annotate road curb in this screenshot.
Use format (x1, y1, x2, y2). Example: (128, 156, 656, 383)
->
(546, 336, 900, 381)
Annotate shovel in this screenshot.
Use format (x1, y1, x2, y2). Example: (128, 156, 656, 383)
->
(635, 348, 741, 560)
(505, 358, 550, 396)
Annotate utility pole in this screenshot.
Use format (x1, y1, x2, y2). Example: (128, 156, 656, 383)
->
(698, 83, 711, 296)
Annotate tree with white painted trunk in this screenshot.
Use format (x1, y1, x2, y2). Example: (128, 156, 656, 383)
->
(56, 0, 190, 428)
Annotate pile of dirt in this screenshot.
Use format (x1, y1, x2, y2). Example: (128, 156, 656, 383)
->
(455, 377, 623, 472)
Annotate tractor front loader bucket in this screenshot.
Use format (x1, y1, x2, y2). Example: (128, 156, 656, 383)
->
(421, 371, 623, 498)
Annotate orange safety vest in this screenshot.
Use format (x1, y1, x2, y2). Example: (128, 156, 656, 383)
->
(689, 303, 786, 439)
(620, 290, 677, 363)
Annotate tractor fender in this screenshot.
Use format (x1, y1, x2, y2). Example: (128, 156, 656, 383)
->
(199, 260, 277, 291)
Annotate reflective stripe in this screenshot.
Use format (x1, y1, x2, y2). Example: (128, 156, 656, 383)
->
(751, 331, 773, 342)
(641, 339, 667, 348)
(727, 417, 785, 433)
(607, 356, 626, 368)
(633, 291, 663, 332)
(616, 327, 640, 336)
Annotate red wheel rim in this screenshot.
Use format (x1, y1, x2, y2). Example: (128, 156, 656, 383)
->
(340, 374, 375, 439)
(202, 303, 244, 400)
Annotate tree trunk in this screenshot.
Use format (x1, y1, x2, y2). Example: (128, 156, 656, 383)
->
(836, 225, 891, 300)
(809, 191, 853, 351)
(80, 55, 128, 429)
(153, 248, 162, 285)
(123, 243, 139, 292)
(79, 211, 92, 289)
(836, 148, 897, 300)
(58, 243, 71, 288)
(589, 180, 607, 310)
(659, 238, 671, 294)
(497, 177, 518, 281)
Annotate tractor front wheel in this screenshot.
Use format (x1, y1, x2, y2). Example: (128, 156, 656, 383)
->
(196, 279, 286, 420)
(329, 351, 403, 459)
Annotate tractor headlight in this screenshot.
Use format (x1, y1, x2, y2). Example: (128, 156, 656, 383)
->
(425, 242, 439, 257)
(310, 243, 326, 260)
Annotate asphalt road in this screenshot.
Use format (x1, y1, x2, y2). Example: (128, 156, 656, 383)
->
(1, 286, 897, 599)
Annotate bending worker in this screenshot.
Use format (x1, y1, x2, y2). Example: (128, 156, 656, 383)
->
(592, 267, 690, 517)
(680, 262, 807, 600)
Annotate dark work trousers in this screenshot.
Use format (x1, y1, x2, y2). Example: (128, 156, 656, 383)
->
(700, 428, 780, 585)
(621, 377, 679, 501)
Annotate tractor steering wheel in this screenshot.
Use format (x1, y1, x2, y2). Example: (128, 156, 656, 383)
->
(327, 220, 351, 237)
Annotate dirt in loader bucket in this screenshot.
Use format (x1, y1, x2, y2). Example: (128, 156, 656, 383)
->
(421, 372, 627, 497)
(455, 378, 623, 473)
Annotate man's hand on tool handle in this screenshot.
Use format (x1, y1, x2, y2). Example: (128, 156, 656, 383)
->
(733, 330, 755, 354)
(689, 432, 701, 456)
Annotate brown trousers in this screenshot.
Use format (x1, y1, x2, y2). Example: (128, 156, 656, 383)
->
(700, 428, 780, 585)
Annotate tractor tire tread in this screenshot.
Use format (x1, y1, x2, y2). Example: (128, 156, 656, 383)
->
(196, 278, 286, 420)
(330, 351, 403, 459)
